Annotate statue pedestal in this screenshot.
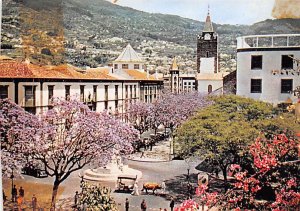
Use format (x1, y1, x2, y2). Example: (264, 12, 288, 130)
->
(82, 158, 142, 182)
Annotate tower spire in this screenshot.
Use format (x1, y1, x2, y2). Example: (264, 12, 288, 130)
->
(203, 5, 214, 32)
(170, 57, 179, 72)
(208, 4, 210, 15)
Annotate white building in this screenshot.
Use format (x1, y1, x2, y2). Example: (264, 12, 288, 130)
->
(163, 57, 197, 93)
(236, 34, 300, 104)
(0, 45, 163, 117)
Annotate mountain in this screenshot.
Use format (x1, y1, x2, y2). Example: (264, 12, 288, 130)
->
(2, 0, 300, 72)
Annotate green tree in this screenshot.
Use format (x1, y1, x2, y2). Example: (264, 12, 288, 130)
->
(80, 182, 118, 211)
(175, 95, 300, 185)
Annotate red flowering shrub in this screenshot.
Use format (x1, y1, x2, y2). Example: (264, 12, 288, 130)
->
(176, 134, 300, 210)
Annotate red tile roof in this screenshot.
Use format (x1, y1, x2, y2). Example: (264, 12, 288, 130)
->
(124, 69, 158, 80)
(0, 60, 116, 80)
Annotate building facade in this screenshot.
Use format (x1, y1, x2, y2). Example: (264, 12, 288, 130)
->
(163, 57, 197, 93)
(0, 45, 163, 117)
(236, 34, 300, 104)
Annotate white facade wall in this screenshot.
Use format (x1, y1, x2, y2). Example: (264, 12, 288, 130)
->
(197, 80, 223, 94)
(200, 57, 215, 74)
(113, 62, 144, 71)
(182, 79, 196, 92)
(237, 50, 300, 104)
(0, 81, 144, 114)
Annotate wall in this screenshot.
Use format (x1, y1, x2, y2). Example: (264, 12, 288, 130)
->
(237, 49, 300, 104)
(197, 79, 223, 94)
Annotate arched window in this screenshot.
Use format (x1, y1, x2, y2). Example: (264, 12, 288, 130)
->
(208, 85, 212, 94)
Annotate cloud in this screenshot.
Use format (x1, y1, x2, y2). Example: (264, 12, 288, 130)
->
(272, 0, 300, 19)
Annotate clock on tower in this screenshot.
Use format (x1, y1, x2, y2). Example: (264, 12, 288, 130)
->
(204, 33, 211, 40)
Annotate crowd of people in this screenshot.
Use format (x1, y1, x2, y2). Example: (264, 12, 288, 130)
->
(3, 185, 38, 210)
(123, 197, 175, 211)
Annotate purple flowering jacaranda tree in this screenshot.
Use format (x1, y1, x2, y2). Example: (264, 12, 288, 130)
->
(1, 98, 138, 209)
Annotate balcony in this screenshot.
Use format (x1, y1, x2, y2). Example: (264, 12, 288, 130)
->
(25, 98, 35, 107)
(237, 34, 300, 50)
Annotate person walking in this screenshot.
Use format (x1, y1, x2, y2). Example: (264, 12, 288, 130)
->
(170, 198, 175, 211)
(19, 186, 24, 198)
(3, 189, 7, 203)
(131, 182, 140, 196)
(141, 199, 147, 211)
(125, 198, 129, 211)
(12, 185, 17, 202)
(17, 195, 24, 211)
(31, 194, 37, 211)
(161, 181, 166, 194)
(74, 191, 80, 207)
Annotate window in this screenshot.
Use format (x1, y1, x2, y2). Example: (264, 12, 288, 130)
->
(104, 101, 108, 110)
(251, 55, 263, 69)
(208, 85, 212, 94)
(115, 100, 118, 109)
(281, 79, 293, 93)
(93, 85, 97, 102)
(65, 85, 71, 100)
(104, 85, 109, 101)
(125, 85, 128, 99)
(134, 64, 140, 69)
(122, 64, 129, 69)
(251, 79, 262, 93)
(80, 85, 85, 102)
(281, 55, 293, 69)
(130, 85, 133, 99)
(0, 86, 8, 99)
(24, 86, 36, 107)
(48, 85, 54, 103)
(115, 85, 119, 99)
(134, 85, 137, 98)
(114, 64, 118, 69)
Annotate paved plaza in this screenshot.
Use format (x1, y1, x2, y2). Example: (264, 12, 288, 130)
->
(3, 137, 206, 210)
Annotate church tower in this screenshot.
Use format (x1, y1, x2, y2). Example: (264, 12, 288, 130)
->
(197, 7, 218, 73)
(170, 57, 180, 93)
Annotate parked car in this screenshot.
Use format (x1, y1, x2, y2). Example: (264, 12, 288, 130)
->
(22, 163, 47, 178)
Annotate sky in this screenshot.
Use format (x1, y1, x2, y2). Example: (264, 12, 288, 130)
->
(111, 0, 276, 25)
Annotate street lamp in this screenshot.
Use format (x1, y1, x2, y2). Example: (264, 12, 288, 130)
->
(10, 169, 14, 202)
(185, 154, 195, 199)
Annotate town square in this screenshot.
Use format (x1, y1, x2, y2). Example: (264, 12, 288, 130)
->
(0, 0, 300, 210)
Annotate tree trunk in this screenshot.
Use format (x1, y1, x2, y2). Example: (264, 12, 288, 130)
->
(51, 179, 61, 210)
(222, 168, 228, 191)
